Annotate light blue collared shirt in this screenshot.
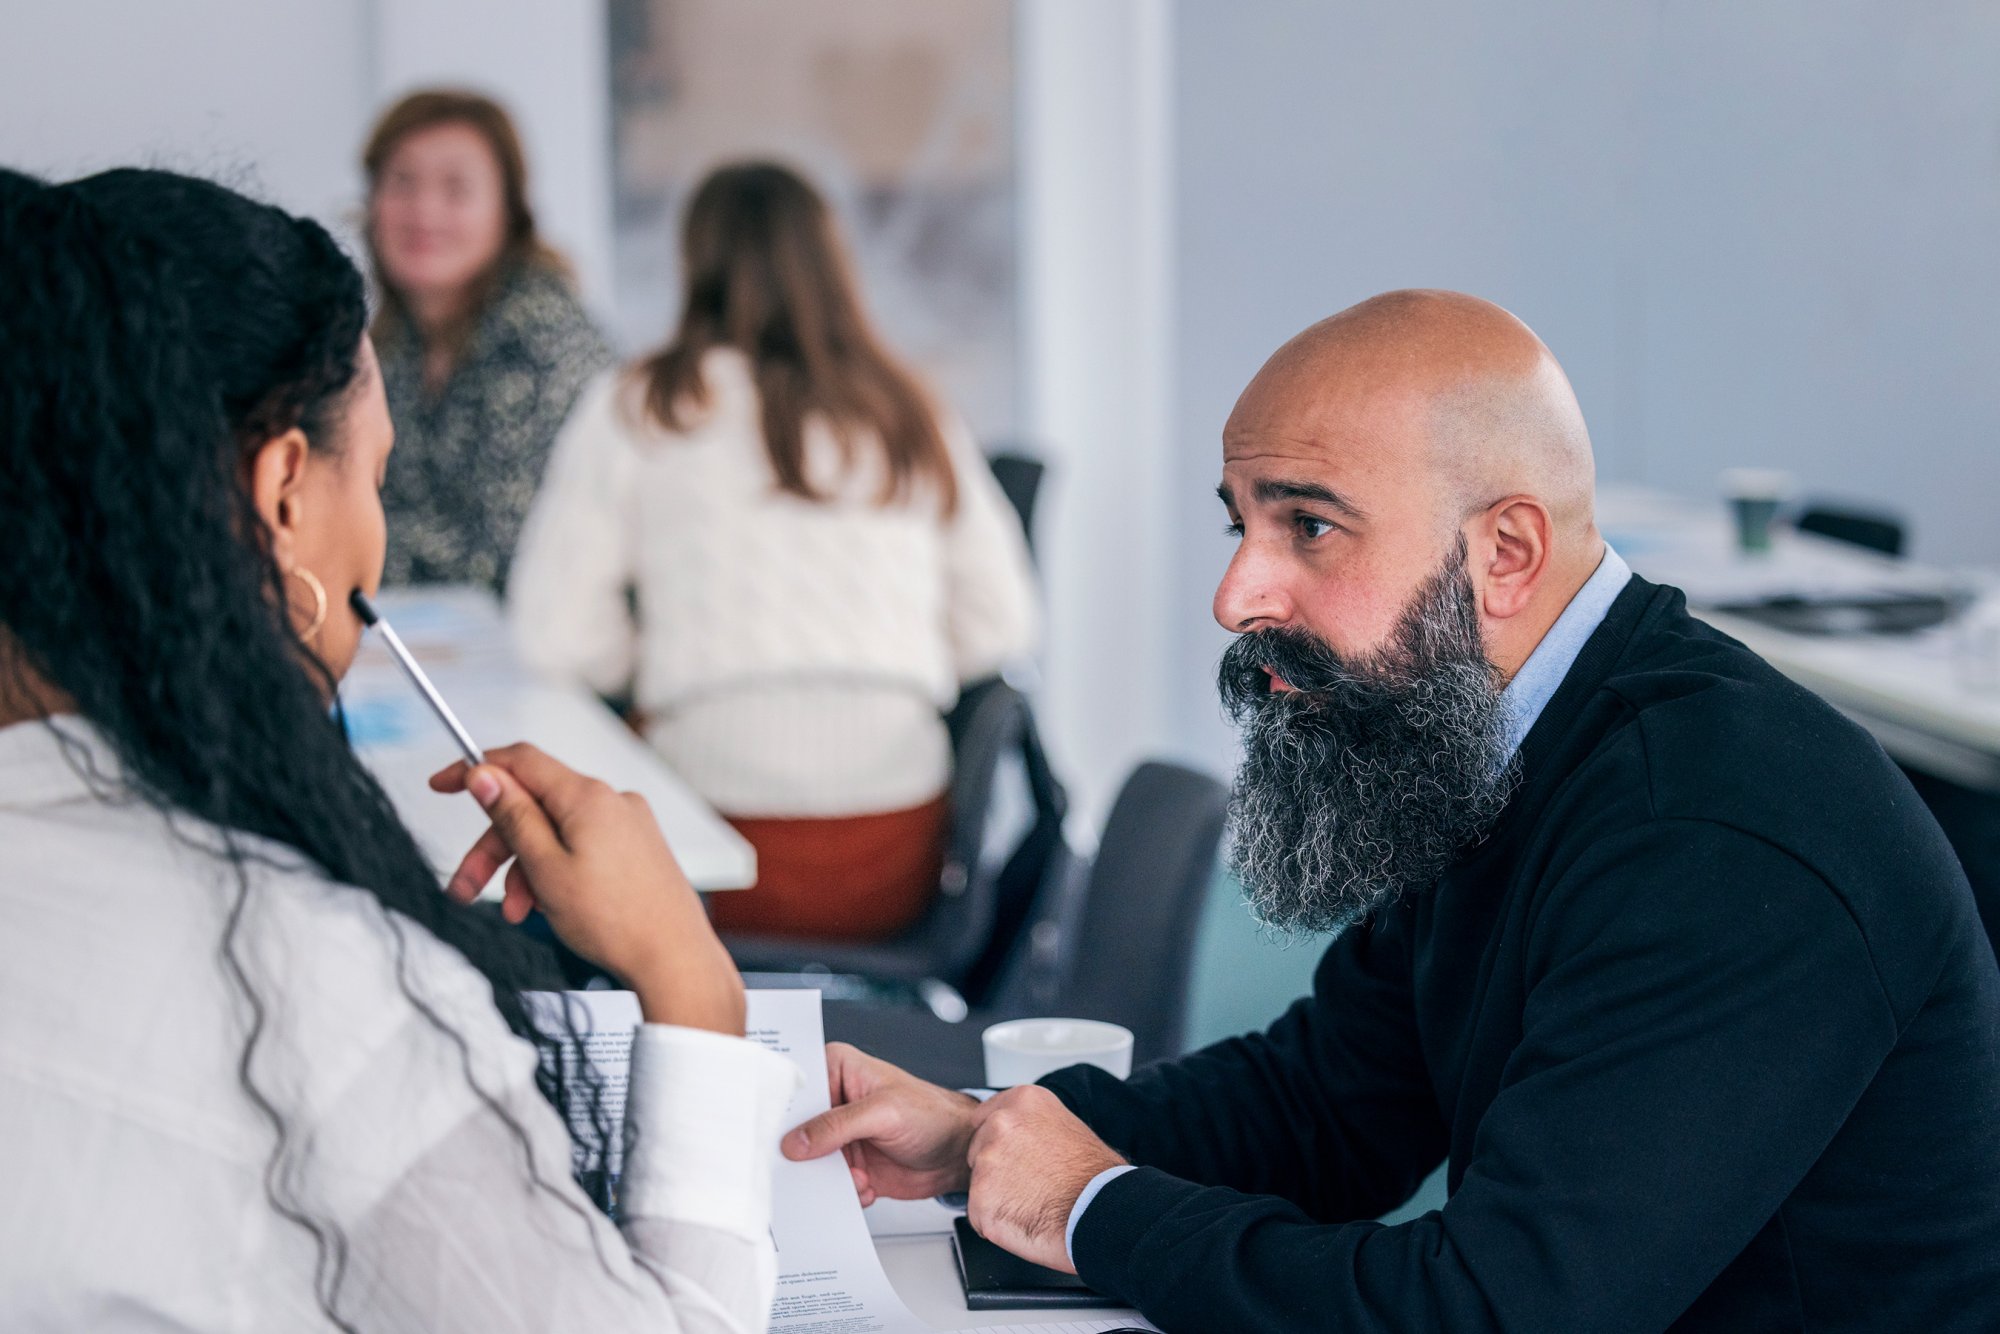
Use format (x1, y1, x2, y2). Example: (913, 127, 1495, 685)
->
(1497, 544, 1631, 758)
(1060, 545, 1633, 1265)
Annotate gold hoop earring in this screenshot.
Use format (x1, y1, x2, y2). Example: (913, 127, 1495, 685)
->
(289, 565, 328, 642)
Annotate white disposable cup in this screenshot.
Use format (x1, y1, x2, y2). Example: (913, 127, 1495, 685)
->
(982, 1018, 1134, 1087)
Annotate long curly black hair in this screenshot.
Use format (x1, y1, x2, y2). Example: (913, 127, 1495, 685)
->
(0, 167, 615, 1329)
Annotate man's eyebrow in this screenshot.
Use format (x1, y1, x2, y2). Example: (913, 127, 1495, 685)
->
(1251, 477, 1368, 519)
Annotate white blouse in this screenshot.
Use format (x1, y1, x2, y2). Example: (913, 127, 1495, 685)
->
(0, 718, 799, 1332)
(508, 351, 1039, 818)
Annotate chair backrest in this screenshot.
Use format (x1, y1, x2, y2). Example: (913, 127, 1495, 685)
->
(955, 694, 1071, 1004)
(938, 676, 1027, 911)
(987, 451, 1046, 556)
(1056, 761, 1228, 1067)
(1795, 503, 1907, 557)
(721, 677, 1072, 996)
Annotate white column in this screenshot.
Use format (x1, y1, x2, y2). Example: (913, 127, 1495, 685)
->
(369, 0, 615, 321)
(1016, 0, 1177, 832)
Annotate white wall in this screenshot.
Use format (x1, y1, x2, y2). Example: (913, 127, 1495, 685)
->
(1165, 0, 2000, 768)
(1016, 0, 1180, 828)
(0, 1, 374, 227)
(0, 0, 613, 313)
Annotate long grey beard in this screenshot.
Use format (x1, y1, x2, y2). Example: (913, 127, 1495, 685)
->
(1219, 545, 1519, 936)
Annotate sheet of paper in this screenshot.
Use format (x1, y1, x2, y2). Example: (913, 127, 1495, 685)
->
(530, 988, 937, 1333)
(753, 989, 938, 1332)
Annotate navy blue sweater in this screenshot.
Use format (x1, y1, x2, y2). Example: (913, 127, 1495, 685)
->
(1046, 577, 2000, 1331)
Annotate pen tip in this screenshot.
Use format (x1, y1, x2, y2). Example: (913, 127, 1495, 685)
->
(349, 589, 378, 626)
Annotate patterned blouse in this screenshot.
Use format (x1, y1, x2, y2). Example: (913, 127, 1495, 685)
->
(377, 263, 613, 592)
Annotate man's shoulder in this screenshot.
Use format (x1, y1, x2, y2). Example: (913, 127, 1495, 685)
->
(1597, 594, 1907, 833)
(1547, 593, 1975, 994)
(484, 262, 612, 369)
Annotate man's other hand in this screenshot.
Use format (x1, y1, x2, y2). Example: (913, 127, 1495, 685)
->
(966, 1085, 1127, 1274)
(782, 1042, 980, 1203)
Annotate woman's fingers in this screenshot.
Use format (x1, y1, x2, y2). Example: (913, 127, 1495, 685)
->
(446, 823, 511, 902)
(500, 860, 537, 925)
(463, 762, 564, 867)
(475, 742, 608, 829)
(428, 758, 471, 793)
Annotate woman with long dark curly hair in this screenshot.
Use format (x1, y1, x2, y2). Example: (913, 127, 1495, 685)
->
(0, 167, 794, 1332)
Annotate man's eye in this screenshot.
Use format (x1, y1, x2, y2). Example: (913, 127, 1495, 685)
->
(1224, 521, 1245, 539)
(1294, 514, 1335, 540)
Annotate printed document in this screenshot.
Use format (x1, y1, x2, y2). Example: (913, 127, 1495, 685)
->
(530, 988, 1157, 1334)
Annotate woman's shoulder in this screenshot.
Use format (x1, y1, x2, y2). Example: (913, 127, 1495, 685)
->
(611, 347, 759, 444)
(0, 744, 522, 1130)
(484, 261, 612, 365)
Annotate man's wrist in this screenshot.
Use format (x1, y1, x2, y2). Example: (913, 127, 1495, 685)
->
(1065, 1164, 1139, 1265)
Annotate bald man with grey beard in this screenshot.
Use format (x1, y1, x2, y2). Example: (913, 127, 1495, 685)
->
(787, 292, 2000, 1332)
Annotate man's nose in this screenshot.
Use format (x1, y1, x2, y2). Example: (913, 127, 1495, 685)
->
(1213, 542, 1292, 633)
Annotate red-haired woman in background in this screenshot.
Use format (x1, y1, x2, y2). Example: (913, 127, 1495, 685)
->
(364, 89, 612, 592)
(510, 162, 1037, 942)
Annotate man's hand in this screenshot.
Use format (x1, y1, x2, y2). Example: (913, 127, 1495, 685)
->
(966, 1085, 1127, 1275)
(783, 1043, 980, 1203)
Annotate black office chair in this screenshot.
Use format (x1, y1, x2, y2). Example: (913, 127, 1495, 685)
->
(1793, 502, 1907, 557)
(823, 759, 1230, 1087)
(1046, 761, 1229, 1065)
(724, 677, 1071, 1016)
(987, 450, 1047, 558)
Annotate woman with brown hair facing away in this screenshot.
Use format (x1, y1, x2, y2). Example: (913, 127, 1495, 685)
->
(364, 89, 612, 592)
(510, 162, 1038, 943)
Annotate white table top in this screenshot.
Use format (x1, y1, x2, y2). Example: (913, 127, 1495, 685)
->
(876, 1234, 1150, 1330)
(342, 587, 756, 891)
(1598, 485, 2000, 790)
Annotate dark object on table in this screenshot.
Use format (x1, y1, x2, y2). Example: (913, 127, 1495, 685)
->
(952, 1216, 1122, 1310)
(823, 759, 1228, 1089)
(1794, 503, 1907, 557)
(1711, 591, 1963, 636)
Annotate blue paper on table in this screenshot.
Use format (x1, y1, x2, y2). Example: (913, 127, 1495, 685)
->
(341, 695, 424, 748)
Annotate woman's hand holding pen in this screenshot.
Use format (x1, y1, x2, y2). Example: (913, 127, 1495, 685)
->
(429, 742, 746, 1036)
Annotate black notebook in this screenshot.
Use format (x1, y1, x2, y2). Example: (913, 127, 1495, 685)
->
(951, 1215, 1124, 1310)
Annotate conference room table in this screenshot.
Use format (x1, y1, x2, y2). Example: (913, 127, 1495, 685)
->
(341, 585, 756, 893)
(1598, 485, 2000, 794)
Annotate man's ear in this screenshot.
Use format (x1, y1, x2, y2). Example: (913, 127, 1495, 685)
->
(1473, 495, 1553, 622)
(247, 428, 312, 567)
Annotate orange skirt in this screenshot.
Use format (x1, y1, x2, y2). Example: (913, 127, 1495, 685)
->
(708, 794, 949, 942)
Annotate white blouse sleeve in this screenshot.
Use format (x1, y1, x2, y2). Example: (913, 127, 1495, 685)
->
(937, 413, 1040, 682)
(509, 372, 643, 697)
(317, 1007, 799, 1332)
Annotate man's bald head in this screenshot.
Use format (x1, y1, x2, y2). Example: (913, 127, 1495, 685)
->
(1215, 290, 1605, 677)
(1229, 289, 1596, 542)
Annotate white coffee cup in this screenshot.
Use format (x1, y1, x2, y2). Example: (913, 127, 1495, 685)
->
(982, 1018, 1135, 1087)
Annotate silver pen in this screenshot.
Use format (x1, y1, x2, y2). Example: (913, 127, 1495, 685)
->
(349, 590, 486, 767)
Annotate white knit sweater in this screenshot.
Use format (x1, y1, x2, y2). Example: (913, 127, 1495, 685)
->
(508, 350, 1039, 818)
